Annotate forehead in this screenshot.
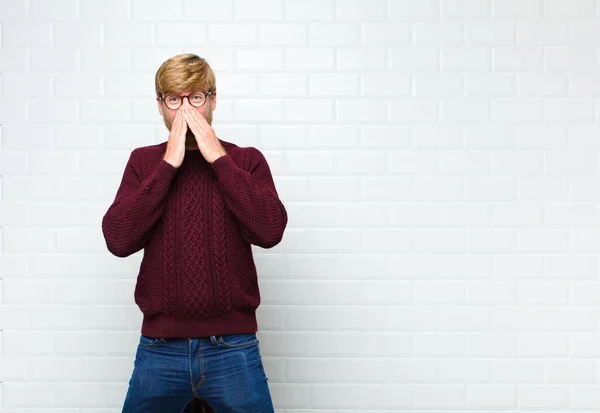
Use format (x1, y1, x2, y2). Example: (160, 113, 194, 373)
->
(164, 87, 207, 96)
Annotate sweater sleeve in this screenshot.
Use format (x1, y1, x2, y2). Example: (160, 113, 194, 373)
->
(102, 150, 178, 257)
(210, 148, 287, 248)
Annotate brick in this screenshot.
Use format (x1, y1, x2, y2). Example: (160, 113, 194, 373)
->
(29, 100, 77, 124)
(208, 24, 256, 46)
(361, 23, 412, 46)
(157, 23, 206, 46)
(53, 23, 102, 46)
(80, 0, 130, 20)
(337, 99, 387, 123)
(2, 74, 52, 99)
(390, 99, 438, 123)
(254, 73, 308, 97)
(492, 99, 542, 123)
(361, 73, 412, 96)
(29, 48, 77, 73)
(2, 22, 51, 47)
(104, 23, 155, 46)
(236, 49, 283, 71)
(492, 0, 542, 18)
(568, 21, 600, 45)
(82, 48, 132, 72)
(442, 0, 491, 20)
(258, 24, 306, 46)
(0, 0, 28, 19)
(132, 47, 190, 72)
(337, 0, 388, 20)
(0, 49, 28, 72)
(30, 0, 76, 20)
(54, 74, 103, 98)
(466, 384, 518, 409)
(219, 73, 260, 96)
(546, 47, 597, 70)
(104, 74, 153, 98)
(414, 22, 464, 46)
(234, 0, 283, 20)
(285, 99, 334, 122)
(2, 126, 52, 151)
(493, 47, 543, 71)
(184, 0, 232, 20)
(340, 47, 388, 71)
(518, 21, 567, 46)
(545, 0, 595, 18)
(80, 99, 131, 123)
(543, 99, 595, 123)
(441, 99, 490, 122)
(54, 125, 104, 150)
(467, 22, 516, 46)
(233, 99, 283, 122)
(309, 23, 359, 47)
(467, 73, 516, 97)
(284, 0, 334, 20)
(310, 74, 358, 96)
(442, 48, 491, 71)
(518, 384, 570, 409)
(133, 0, 183, 20)
(390, 0, 440, 20)
(286, 48, 335, 71)
(306, 125, 356, 148)
(517, 73, 568, 96)
(414, 73, 464, 97)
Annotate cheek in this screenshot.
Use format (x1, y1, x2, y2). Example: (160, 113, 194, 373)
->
(163, 111, 176, 129)
(198, 107, 212, 120)
(166, 110, 177, 123)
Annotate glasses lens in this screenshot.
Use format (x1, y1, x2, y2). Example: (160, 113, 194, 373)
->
(164, 94, 182, 110)
(189, 91, 207, 107)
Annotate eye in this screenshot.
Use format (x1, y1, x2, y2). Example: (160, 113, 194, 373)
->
(168, 96, 180, 103)
(190, 93, 204, 101)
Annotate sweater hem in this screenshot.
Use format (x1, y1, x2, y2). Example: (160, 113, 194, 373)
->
(140, 312, 258, 338)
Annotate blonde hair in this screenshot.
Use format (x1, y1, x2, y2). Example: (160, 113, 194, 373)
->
(155, 54, 216, 98)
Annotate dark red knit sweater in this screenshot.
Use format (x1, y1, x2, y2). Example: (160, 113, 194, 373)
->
(102, 140, 287, 338)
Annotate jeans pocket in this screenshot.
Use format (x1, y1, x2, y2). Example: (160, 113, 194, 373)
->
(139, 334, 166, 348)
(218, 333, 258, 348)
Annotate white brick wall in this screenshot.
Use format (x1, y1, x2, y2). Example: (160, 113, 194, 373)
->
(2, 0, 600, 411)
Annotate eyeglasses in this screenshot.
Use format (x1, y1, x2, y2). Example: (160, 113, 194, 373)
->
(160, 90, 213, 110)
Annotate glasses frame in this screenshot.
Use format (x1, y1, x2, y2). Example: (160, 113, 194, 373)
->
(159, 90, 213, 110)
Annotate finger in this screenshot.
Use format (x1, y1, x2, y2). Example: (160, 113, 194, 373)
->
(174, 109, 187, 140)
(188, 106, 209, 132)
(183, 107, 203, 134)
(186, 113, 202, 137)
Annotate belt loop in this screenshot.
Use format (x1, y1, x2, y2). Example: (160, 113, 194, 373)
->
(210, 335, 218, 345)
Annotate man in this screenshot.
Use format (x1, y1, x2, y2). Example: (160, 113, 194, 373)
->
(102, 54, 287, 412)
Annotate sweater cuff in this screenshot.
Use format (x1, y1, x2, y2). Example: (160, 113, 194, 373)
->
(156, 159, 178, 181)
(211, 154, 239, 181)
(144, 159, 178, 192)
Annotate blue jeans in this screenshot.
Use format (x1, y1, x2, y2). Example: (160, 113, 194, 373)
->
(121, 333, 275, 413)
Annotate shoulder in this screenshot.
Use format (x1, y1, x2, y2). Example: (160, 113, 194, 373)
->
(127, 142, 168, 175)
(220, 140, 267, 171)
(132, 142, 168, 161)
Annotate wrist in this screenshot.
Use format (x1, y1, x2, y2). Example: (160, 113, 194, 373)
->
(209, 149, 227, 164)
(162, 155, 178, 168)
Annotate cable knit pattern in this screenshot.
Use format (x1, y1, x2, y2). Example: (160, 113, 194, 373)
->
(102, 140, 287, 338)
(180, 162, 209, 319)
(160, 191, 176, 316)
(211, 175, 230, 315)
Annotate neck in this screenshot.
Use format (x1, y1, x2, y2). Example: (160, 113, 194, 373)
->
(185, 132, 198, 150)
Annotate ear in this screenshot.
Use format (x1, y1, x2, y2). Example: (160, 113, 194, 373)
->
(210, 91, 217, 111)
(157, 98, 164, 117)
